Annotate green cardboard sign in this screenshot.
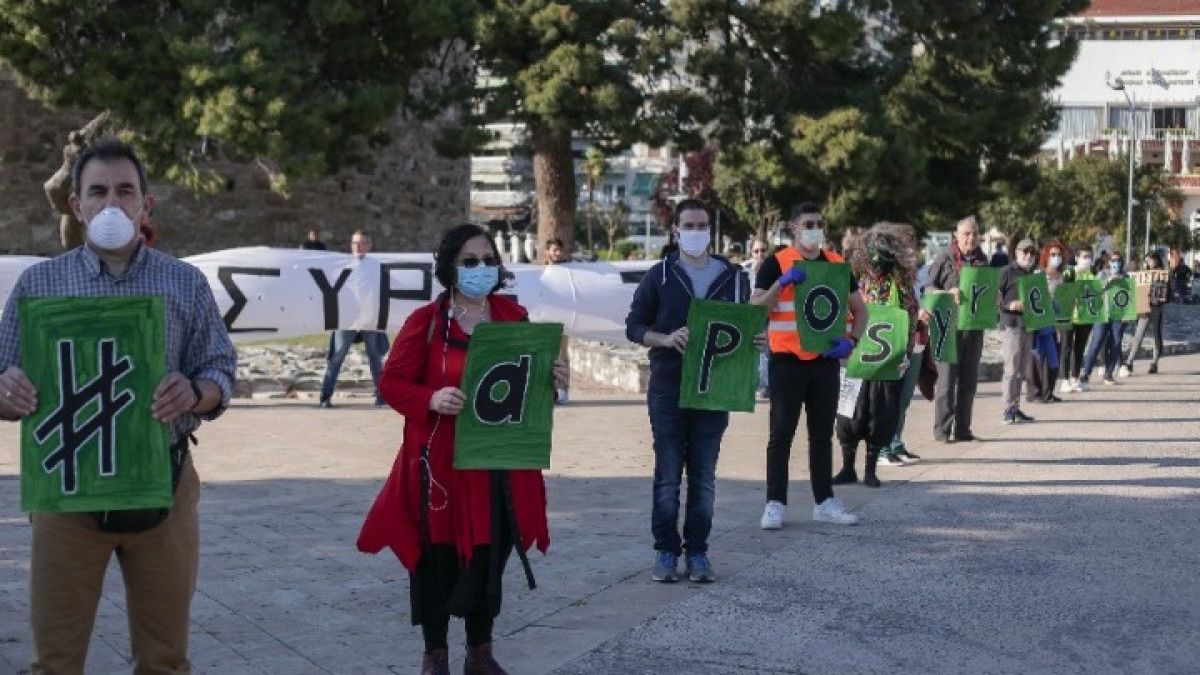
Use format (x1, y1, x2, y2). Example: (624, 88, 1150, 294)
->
(1053, 282, 1082, 326)
(1105, 278, 1138, 322)
(455, 321, 563, 470)
(957, 266, 999, 330)
(1074, 280, 1106, 324)
(19, 296, 170, 513)
(920, 293, 958, 364)
(794, 261, 850, 354)
(1019, 274, 1056, 332)
(680, 299, 768, 412)
(845, 304, 910, 381)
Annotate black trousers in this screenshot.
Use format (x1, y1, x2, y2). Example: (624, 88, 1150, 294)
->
(1062, 324, 1092, 380)
(933, 329, 984, 437)
(836, 379, 903, 450)
(766, 354, 839, 505)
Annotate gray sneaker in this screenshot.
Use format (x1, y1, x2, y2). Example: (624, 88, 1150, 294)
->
(651, 551, 678, 583)
(685, 553, 715, 583)
(813, 497, 859, 525)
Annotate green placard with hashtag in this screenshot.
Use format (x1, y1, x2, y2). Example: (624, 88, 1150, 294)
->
(19, 296, 170, 513)
(455, 321, 563, 470)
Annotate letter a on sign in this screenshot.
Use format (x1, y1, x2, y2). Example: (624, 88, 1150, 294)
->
(680, 299, 767, 413)
(793, 261, 850, 354)
(455, 321, 563, 470)
(19, 296, 171, 513)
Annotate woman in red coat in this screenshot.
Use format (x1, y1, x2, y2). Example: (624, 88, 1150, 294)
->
(358, 224, 564, 675)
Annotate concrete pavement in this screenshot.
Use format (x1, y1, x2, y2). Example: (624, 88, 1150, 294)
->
(3, 354, 1200, 673)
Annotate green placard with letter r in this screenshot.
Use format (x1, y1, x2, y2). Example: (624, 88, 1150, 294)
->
(957, 266, 999, 330)
(455, 321, 563, 470)
(19, 296, 169, 513)
(680, 299, 768, 412)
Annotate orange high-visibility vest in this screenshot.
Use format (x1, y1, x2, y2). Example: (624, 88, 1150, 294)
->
(768, 248, 850, 359)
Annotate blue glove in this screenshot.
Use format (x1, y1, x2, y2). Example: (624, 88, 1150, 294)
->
(821, 337, 855, 360)
(779, 266, 807, 288)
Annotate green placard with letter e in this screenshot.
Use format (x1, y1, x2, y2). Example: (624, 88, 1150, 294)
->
(680, 299, 768, 412)
(957, 266, 999, 330)
(845, 303, 910, 381)
(455, 321, 563, 470)
(920, 293, 958, 364)
(19, 296, 170, 513)
(1105, 278, 1138, 322)
(793, 261, 850, 354)
(1018, 273, 1056, 332)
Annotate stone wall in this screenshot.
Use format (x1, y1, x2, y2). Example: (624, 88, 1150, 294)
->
(0, 69, 469, 257)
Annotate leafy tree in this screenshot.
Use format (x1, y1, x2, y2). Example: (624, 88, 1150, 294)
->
(0, 1, 472, 192)
(712, 143, 789, 243)
(581, 147, 609, 253)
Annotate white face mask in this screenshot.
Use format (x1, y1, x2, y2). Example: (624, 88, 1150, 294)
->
(1077, 257, 1092, 269)
(677, 230, 711, 257)
(1049, 255, 1062, 268)
(86, 206, 138, 251)
(798, 228, 825, 249)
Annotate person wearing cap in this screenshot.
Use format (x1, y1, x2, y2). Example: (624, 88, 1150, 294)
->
(997, 238, 1038, 424)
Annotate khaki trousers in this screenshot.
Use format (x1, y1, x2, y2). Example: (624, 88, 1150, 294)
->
(30, 460, 200, 675)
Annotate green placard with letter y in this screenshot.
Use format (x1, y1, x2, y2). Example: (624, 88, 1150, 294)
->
(19, 296, 169, 513)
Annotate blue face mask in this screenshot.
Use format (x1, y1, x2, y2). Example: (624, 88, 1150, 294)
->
(1110, 260, 1122, 273)
(457, 265, 499, 298)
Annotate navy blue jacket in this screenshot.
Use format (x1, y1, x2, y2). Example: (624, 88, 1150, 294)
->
(625, 253, 750, 394)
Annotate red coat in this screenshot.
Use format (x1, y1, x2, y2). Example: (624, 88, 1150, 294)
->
(357, 295, 550, 571)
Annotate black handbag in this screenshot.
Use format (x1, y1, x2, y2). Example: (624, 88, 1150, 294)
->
(93, 436, 192, 534)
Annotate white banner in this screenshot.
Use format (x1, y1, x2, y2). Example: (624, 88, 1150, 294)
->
(1, 247, 654, 344)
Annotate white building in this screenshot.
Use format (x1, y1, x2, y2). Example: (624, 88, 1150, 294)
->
(1048, 0, 1200, 248)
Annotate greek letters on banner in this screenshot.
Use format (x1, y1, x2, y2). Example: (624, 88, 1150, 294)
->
(1074, 280, 1106, 324)
(844, 304, 910, 381)
(1053, 282, 1082, 327)
(956, 267, 999, 330)
(454, 321, 563, 470)
(794, 261, 850, 354)
(679, 299, 768, 413)
(19, 296, 171, 513)
(920, 293, 958, 364)
(1018, 273, 1055, 332)
(837, 368, 863, 418)
(1104, 278, 1138, 322)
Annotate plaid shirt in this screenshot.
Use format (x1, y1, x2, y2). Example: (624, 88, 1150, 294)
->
(0, 244, 237, 441)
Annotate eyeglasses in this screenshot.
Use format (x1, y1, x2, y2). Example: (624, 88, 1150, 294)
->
(751, 248, 768, 255)
(459, 255, 499, 268)
(794, 219, 824, 229)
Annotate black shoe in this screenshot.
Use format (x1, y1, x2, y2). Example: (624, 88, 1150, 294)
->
(319, 400, 333, 409)
(832, 468, 859, 485)
(1013, 408, 1034, 422)
(863, 473, 881, 488)
(1148, 364, 1158, 374)
(1042, 395, 1062, 403)
(934, 433, 954, 444)
(955, 431, 979, 442)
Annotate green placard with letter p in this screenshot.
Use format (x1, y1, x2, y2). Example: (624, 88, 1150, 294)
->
(793, 261, 850, 354)
(957, 266, 999, 330)
(19, 296, 170, 513)
(680, 299, 768, 412)
(1018, 274, 1056, 332)
(455, 321, 563, 470)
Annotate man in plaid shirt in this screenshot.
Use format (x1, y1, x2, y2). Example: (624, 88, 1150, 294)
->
(0, 137, 236, 674)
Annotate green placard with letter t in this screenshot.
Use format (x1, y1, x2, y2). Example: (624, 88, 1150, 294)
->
(19, 296, 169, 513)
(680, 299, 768, 412)
(455, 321, 563, 470)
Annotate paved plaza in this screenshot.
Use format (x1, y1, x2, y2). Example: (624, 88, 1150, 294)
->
(3, 354, 1200, 674)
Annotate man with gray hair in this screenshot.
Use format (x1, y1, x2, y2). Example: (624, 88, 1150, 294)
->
(318, 230, 391, 407)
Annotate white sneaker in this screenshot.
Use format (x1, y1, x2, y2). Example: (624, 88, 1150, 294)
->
(1117, 365, 1131, 378)
(1076, 380, 1091, 392)
(813, 497, 859, 525)
(555, 388, 570, 405)
(1060, 379, 1075, 394)
(760, 501, 785, 530)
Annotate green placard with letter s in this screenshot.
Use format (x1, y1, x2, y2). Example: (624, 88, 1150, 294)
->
(920, 293, 958, 364)
(455, 321, 563, 470)
(957, 266, 999, 330)
(1018, 273, 1056, 332)
(793, 261, 850, 354)
(19, 296, 169, 513)
(680, 299, 768, 413)
(845, 304, 910, 381)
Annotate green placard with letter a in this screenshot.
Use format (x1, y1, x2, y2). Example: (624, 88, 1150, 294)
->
(680, 299, 768, 413)
(793, 261, 850, 354)
(19, 296, 169, 513)
(455, 321, 563, 470)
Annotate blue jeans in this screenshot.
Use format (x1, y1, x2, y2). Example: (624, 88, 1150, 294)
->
(885, 350, 922, 454)
(319, 330, 390, 402)
(647, 391, 728, 557)
(1080, 320, 1122, 381)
